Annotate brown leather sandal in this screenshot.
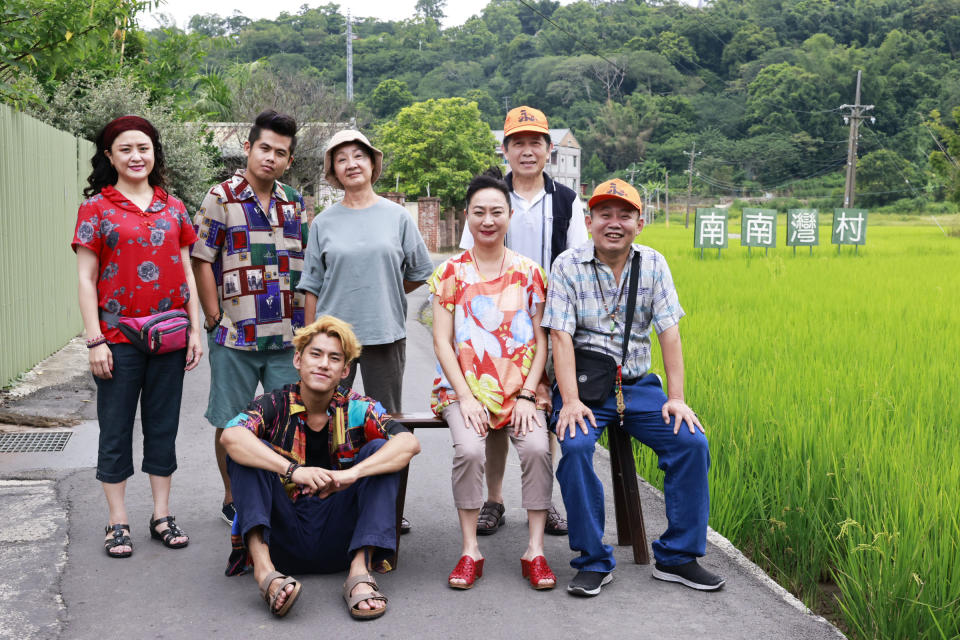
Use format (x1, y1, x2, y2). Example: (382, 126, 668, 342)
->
(259, 571, 302, 617)
(476, 500, 505, 535)
(343, 573, 388, 620)
(545, 504, 568, 535)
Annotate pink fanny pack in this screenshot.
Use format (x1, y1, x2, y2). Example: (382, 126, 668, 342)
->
(100, 309, 191, 354)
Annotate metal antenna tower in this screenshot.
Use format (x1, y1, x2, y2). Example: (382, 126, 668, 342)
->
(346, 10, 354, 102)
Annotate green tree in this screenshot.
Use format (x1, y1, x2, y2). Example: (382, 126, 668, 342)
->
(187, 13, 227, 37)
(464, 88, 500, 127)
(377, 97, 498, 209)
(856, 149, 921, 206)
(581, 152, 608, 186)
(415, 0, 446, 22)
(482, 0, 522, 43)
(1, 0, 147, 101)
(928, 107, 960, 204)
(368, 78, 414, 119)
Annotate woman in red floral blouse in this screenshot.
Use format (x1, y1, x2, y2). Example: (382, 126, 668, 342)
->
(72, 116, 202, 558)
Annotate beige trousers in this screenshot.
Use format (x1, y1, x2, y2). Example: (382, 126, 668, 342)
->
(442, 403, 553, 510)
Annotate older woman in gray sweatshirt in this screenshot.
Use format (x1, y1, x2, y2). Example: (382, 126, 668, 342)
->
(299, 129, 433, 414)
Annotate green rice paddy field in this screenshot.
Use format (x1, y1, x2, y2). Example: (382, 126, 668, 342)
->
(635, 223, 959, 639)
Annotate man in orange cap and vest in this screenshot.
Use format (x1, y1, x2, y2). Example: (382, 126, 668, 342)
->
(460, 105, 587, 538)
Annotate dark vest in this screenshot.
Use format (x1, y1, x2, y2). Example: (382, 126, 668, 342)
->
(505, 172, 579, 267)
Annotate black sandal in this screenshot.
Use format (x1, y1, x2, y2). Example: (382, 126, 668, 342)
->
(149, 515, 189, 549)
(477, 501, 505, 535)
(104, 524, 132, 558)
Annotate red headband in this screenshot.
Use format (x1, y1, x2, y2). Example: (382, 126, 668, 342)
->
(102, 115, 157, 149)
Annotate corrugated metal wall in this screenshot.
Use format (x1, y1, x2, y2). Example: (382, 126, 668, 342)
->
(0, 104, 92, 387)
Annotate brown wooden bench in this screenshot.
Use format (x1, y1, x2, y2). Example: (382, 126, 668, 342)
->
(387, 411, 649, 568)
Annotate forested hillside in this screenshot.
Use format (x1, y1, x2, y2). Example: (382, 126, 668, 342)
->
(5, 0, 960, 208)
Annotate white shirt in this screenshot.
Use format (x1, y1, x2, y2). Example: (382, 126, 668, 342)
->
(459, 189, 588, 268)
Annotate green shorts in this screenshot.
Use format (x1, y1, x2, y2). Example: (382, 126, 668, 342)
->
(204, 333, 298, 428)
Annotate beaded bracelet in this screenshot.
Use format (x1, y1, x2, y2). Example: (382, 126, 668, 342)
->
(283, 462, 300, 483)
(85, 336, 107, 349)
(517, 393, 537, 404)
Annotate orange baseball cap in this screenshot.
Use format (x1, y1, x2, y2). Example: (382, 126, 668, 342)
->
(587, 179, 644, 212)
(503, 106, 550, 138)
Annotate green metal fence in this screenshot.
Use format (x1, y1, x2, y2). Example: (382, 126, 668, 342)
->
(0, 104, 92, 387)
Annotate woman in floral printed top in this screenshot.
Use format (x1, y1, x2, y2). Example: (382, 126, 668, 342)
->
(72, 116, 202, 558)
(430, 168, 556, 591)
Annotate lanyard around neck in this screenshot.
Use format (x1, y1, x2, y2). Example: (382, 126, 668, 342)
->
(591, 258, 630, 332)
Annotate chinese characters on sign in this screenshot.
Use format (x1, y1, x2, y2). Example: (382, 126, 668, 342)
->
(741, 208, 777, 248)
(689, 207, 866, 254)
(832, 209, 867, 245)
(787, 209, 819, 246)
(694, 208, 728, 249)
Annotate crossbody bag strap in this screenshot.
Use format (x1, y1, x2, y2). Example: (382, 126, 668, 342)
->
(620, 251, 641, 366)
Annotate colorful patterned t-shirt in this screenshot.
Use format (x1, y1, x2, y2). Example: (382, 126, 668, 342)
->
(71, 185, 197, 345)
(429, 250, 546, 429)
(191, 171, 308, 351)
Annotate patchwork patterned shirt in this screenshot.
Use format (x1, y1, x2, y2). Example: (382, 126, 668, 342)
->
(224, 382, 407, 576)
(191, 171, 308, 351)
(71, 186, 197, 345)
(541, 242, 685, 379)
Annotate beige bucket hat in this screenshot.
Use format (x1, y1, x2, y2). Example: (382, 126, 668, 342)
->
(323, 129, 384, 189)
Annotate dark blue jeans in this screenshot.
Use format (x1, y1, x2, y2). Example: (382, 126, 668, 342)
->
(552, 374, 711, 571)
(94, 343, 186, 483)
(228, 439, 400, 575)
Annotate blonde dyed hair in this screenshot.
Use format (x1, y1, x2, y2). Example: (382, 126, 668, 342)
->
(293, 315, 362, 362)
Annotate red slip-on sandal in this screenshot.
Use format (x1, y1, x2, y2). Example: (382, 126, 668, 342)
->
(521, 555, 556, 590)
(448, 555, 485, 589)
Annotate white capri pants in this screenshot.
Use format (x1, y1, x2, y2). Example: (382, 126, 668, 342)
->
(442, 403, 553, 510)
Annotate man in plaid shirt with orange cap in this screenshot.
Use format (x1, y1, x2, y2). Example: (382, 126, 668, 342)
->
(543, 179, 725, 597)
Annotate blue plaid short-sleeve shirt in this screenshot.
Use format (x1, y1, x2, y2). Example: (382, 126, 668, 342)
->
(541, 241, 685, 379)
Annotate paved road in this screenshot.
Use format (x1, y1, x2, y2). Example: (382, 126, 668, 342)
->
(0, 280, 844, 640)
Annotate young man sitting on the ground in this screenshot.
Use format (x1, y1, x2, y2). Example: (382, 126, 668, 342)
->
(220, 315, 421, 619)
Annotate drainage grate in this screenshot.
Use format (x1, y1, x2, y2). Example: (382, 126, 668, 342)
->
(0, 431, 72, 453)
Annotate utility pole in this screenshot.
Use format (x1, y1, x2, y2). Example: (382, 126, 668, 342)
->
(346, 10, 354, 102)
(683, 142, 700, 228)
(665, 170, 670, 228)
(841, 70, 874, 207)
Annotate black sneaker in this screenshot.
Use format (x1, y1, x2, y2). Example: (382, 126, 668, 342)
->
(567, 570, 613, 597)
(652, 560, 725, 591)
(220, 502, 236, 525)
(400, 516, 412, 535)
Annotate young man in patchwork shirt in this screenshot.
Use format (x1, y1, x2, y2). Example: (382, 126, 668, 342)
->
(221, 315, 420, 619)
(191, 110, 309, 526)
(542, 179, 725, 596)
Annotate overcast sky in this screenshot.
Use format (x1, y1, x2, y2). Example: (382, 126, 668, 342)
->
(144, 1, 580, 30)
